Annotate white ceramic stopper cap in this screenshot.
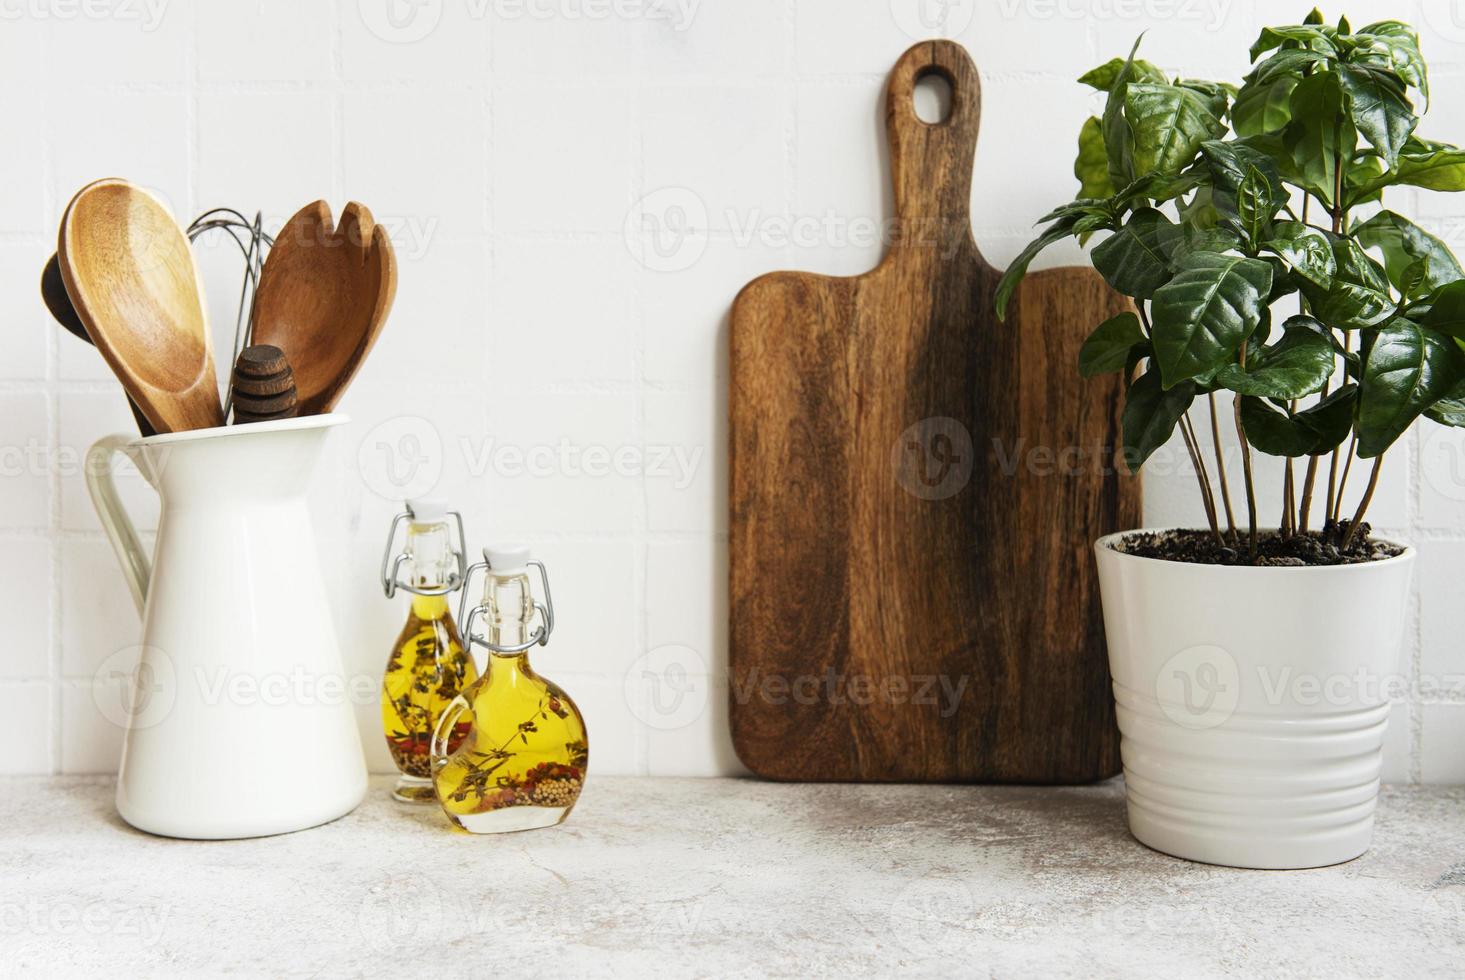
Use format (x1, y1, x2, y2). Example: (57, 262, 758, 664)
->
(484, 543, 531, 576)
(406, 497, 447, 523)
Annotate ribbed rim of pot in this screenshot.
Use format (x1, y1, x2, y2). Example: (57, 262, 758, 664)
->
(1095, 528, 1414, 572)
(129, 412, 350, 447)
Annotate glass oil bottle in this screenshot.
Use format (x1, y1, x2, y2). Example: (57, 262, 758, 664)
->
(431, 546, 588, 833)
(379, 499, 475, 803)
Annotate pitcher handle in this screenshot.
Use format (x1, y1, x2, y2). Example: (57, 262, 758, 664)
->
(85, 434, 151, 615)
(430, 694, 472, 768)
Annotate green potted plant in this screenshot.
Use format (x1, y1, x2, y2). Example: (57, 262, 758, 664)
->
(997, 11, 1461, 868)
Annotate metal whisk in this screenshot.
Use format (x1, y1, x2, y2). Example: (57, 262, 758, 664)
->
(186, 209, 273, 417)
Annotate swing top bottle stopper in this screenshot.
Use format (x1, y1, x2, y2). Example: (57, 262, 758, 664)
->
(380, 498, 469, 598)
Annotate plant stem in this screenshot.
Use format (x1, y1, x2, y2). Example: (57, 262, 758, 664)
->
(1282, 457, 1296, 537)
(1334, 432, 1358, 528)
(1180, 413, 1223, 545)
(1326, 442, 1341, 525)
(1299, 454, 1320, 532)
(1325, 163, 1347, 528)
(1207, 391, 1237, 543)
(1231, 377, 1259, 561)
(1341, 455, 1384, 550)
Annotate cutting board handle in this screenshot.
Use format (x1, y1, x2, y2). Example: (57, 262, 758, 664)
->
(884, 40, 981, 246)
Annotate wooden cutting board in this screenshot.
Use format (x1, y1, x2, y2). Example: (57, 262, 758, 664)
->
(729, 40, 1140, 783)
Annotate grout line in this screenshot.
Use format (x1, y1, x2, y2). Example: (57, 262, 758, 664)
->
(45, 113, 62, 777)
(1408, 420, 1424, 782)
(331, 0, 347, 202)
(630, 14, 650, 778)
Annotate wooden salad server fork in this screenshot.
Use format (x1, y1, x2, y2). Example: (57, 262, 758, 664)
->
(250, 200, 398, 415)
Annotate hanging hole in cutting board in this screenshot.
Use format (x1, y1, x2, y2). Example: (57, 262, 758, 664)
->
(913, 68, 953, 125)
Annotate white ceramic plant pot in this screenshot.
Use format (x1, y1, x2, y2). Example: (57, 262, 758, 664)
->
(1094, 530, 1414, 870)
(86, 414, 367, 840)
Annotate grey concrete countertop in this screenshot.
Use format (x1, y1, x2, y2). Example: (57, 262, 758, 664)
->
(1, 776, 1461, 978)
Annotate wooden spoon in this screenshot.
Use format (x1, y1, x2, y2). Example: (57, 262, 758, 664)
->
(58, 179, 223, 433)
(251, 200, 397, 415)
(41, 253, 157, 437)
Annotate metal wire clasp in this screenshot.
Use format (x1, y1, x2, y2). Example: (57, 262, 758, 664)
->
(457, 554, 556, 655)
(379, 505, 469, 598)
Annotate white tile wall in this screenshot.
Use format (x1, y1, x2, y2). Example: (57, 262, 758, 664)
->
(7, 0, 1464, 782)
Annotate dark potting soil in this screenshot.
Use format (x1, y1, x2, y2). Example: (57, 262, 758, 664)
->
(1114, 525, 1404, 567)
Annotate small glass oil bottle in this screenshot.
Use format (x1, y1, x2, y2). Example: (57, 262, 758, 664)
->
(431, 546, 588, 833)
(379, 499, 475, 803)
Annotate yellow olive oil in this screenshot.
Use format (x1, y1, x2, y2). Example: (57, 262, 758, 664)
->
(433, 651, 587, 832)
(381, 593, 477, 802)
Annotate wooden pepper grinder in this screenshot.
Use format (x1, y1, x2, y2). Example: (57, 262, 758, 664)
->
(230, 345, 299, 424)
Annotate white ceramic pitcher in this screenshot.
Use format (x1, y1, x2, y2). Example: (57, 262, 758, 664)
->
(86, 414, 367, 839)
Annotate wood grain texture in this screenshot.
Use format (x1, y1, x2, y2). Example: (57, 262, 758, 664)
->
(251, 200, 397, 416)
(41, 251, 157, 437)
(729, 41, 1140, 783)
(230, 344, 299, 424)
(58, 178, 223, 434)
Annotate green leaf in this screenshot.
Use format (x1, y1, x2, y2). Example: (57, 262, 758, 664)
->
(1422, 281, 1465, 340)
(1299, 238, 1394, 329)
(1261, 221, 1335, 287)
(1238, 165, 1279, 243)
(1350, 144, 1465, 200)
(1176, 185, 1221, 230)
(1103, 37, 1146, 188)
(1074, 116, 1116, 201)
(1343, 152, 1387, 206)
(1079, 312, 1146, 378)
(1212, 317, 1336, 398)
(1240, 385, 1356, 456)
(1091, 208, 1176, 298)
(995, 217, 1077, 321)
(1079, 56, 1166, 91)
(1357, 319, 1465, 457)
(1355, 22, 1427, 102)
(1426, 378, 1465, 426)
(1122, 367, 1195, 471)
(1353, 210, 1464, 294)
(1165, 224, 1240, 266)
(1176, 79, 1232, 121)
(1248, 47, 1327, 85)
(1036, 198, 1112, 224)
(1200, 141, 1286, 240)
(1150, 252, 1273, 386)
(1125, 83, 1227, 176)
(1250, 24, 1337, 63)
(1337, 63, 1416, 167)
(1284, 71, 1354, 206)
(1231, 75, 1301, 136)
(1399, 258, 1431, 301)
